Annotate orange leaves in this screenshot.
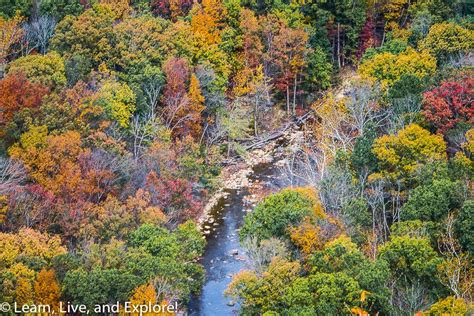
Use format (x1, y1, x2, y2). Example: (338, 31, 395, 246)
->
(289, 215, 344, 259)
(82, 190, 166, 241)
(8, 127, 118, 204)
(289, 218, 323, 257)
(185, 74, 206, 138)
(239, 9, 263, 69)
(191, 0, 226, 49)
(129, 284, 175, 316)
(34, 269, 61, 312)
(9, 127, 84, 198)
(0, 73, 49, 126)
(129, 284, 157, 316)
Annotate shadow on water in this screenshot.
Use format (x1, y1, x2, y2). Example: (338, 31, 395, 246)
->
(188, 162, 285, 315)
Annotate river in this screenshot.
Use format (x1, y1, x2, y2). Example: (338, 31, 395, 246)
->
(188, 162, 286, 315)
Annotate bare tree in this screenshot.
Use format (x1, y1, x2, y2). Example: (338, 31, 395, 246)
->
(389, 279, 435, 316)
(365, 179, 390, 245)
(242, 237, 288, 274)
(0, 157, 26, 195)
(320, 163, 359, 215)
(152, 276, 182, 304)
(438, 213, 473, 301)
(7, 187, 53, 228)
(386, 95, 422, 134)
(313, 95, 354, 157)
(345, 82, 387, 136)
(131, 114, 162, 160)
(141, 69, 163, 113)
(277, 131, 328, 187)
(23, 15, 56, 54)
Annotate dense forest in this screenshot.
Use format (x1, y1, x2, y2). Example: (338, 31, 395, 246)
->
(0, 0, 473, 314)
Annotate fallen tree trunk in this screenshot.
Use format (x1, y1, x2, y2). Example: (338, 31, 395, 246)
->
(244, 111, 313, 150)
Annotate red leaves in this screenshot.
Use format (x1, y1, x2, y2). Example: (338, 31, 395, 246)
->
(145, 171, 202, 223)
(161, 57, 205, 139)
(163, 57, 189, 106)
(0, 72, 49, 125)
(357, 16, 378, 60)
(151, 0, 192, 20)
(422, 76, 473, 134)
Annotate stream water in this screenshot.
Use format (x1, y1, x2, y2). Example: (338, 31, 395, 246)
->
(188, 163, 286, 315)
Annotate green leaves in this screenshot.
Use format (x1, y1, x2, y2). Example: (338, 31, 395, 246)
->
(402, 179, 466, 222)
(378, 236, 442, 288)
(239, 188, 317, 242)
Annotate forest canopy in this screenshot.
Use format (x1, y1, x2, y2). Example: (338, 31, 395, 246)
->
(0, 0, 472, 314)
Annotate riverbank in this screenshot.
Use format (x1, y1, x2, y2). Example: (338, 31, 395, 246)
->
(190, 127, 306, 315)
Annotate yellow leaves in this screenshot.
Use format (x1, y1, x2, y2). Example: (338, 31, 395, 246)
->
(129, 284, 157, 316)
(419, 22, 474, 59)
(99, 0, 131, 19)
(7, 51, 67, 89)
(289, 218, 323, 257)
(232, 64, 264, 97)
(0, 233, 19, 268)
(0, 195, 7, 224)
(202, 0, 227, 22)
(15, 277, 34, 305)
(372, 124, 447, 180)
(0, 13, 24, 62)
(394, 48, 436, 80)
(97, 80, 136, 128)
(0, 229, 65, 305)
(291, 187, 325, 218)
(463, 129, 474, 155)
(359, 48, 436, 90)
(388, 22, 412, 41)
(312, 92, 350, 159)
(114, 15, 166, 70)
(50, 4, 116, 66)
(189, 74, 205, 106)
(9, 263, 35, 285)
(225, 270, 259, 297)
(15, 228, 67, 260)
(324, 235, 358, 252)
(381, 0, 409, 25)
(423, 296, 470, 315)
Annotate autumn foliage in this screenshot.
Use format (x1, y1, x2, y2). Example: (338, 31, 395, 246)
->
(0, 73, 49, 126)
(0, 0, 472, 314)
(422, 76, 473, 134)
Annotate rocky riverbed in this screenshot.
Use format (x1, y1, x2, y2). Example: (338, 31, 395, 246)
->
(189, 129, 305, 315)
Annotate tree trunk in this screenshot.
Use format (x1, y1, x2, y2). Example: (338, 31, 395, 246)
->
(292, 75, 297, 116)
(286, 85, 290, 116)
(254, 98, 258, 136)
(337, 23, 341, 69)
